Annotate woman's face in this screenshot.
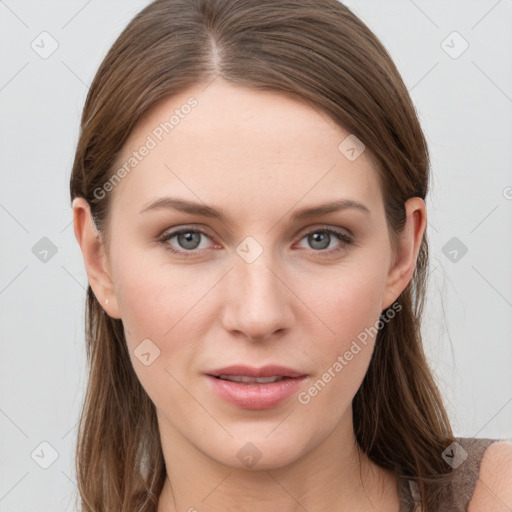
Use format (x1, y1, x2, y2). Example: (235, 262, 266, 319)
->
(79, 78, 423, 470)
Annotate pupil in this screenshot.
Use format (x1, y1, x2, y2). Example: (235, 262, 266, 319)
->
(179, 232, 200, 249)
(176, 231, 331, 251)
(310, 232, 330, 250)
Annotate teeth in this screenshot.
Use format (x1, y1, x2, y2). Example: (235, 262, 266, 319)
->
(217, 375, 286, 383)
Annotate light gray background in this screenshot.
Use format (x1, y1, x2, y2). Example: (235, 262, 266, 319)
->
(1, 0, 511, 510)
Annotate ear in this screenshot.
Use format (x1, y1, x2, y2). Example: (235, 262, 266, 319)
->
(72, 197, 121, 319)
(381, 197, 427, 310)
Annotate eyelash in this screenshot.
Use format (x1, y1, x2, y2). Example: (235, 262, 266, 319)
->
(158, 227, 353, 257)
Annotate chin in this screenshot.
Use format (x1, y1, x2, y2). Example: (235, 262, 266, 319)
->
(204, 429, 315, 471)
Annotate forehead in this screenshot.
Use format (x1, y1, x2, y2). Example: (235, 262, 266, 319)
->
(109, 79, 382, 216)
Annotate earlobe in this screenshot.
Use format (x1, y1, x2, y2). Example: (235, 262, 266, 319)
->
(381, 197, 427, 310)
(72, 198, 122, 319)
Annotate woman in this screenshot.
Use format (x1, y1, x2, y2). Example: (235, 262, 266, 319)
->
(70, 0, 512, 510)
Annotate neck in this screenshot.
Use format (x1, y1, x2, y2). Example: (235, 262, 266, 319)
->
(156, 407, 398, 512)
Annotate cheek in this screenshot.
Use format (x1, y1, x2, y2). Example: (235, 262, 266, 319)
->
(112, 254, 213, 406)
(335, 268, 386, 336)
(113, 248, 210, 341)
(300, 256, 388, 398)
(111, 248, 226, 396)
(297, 267, 387, 419)
(303, 256, 388, 346)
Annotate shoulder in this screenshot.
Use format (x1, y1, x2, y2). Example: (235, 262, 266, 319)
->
(467, 438, 512, 512)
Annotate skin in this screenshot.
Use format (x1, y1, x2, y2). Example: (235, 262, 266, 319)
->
(73, 78, 428, 511)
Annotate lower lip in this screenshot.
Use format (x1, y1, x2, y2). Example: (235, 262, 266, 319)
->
(205, 375, 306, 410)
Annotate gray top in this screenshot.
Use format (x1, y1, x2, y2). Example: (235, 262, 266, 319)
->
(397, 437, 501, 511)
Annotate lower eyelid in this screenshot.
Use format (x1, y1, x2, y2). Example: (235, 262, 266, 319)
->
(159, 227, 352, 254)
(297, 229, 352, 250)
(160, 229, 212, 248)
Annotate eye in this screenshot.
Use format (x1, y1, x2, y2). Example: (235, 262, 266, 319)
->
(159, 228, 214, 255)
(158, 226, 353, 257)
(296, 227, 353, 255)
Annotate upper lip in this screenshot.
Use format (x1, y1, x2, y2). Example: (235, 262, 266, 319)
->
(206, 365, 307, 378)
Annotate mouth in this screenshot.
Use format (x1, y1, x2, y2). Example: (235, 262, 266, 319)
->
(212, 375, 290, 384)
(205, 365, 308, 409)
(206, 364, 307, 380)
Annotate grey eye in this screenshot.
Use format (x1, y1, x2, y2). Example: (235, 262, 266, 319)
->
(307, 232, 331, 250)
(176, 231, 203, 250)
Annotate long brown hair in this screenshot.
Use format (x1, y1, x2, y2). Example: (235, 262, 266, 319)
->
(69, 0, 456, 510)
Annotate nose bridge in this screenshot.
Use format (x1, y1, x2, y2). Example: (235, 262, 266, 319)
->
(223, 238, 292, 339)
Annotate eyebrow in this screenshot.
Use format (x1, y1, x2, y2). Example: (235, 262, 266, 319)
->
(139, 196, 370, 222)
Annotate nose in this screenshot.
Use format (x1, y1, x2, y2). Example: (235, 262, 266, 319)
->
(221, 249, 294, 342)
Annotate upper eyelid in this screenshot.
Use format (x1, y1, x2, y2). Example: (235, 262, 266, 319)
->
(161, 224, 350, 237)
(160, 225, 352, 247)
